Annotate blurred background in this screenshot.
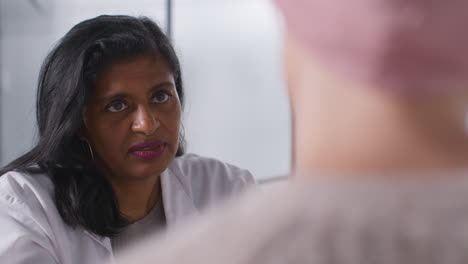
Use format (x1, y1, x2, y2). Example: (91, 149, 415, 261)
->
(0, 0, 290, 180)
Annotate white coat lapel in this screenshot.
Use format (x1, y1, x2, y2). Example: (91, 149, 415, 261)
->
(160, 167, 199, 228)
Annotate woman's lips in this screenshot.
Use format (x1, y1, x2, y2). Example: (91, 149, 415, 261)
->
(128, 140, 167, 160)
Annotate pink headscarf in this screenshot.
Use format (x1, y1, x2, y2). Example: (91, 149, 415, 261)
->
(275, 0, 468, 93)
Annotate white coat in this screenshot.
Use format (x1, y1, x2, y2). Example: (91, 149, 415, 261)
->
(0, 154, 255, 264)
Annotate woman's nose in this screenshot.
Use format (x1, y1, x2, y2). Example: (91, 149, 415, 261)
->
(131, 106, 160, 136)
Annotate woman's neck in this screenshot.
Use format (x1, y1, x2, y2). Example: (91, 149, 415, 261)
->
(110, 176, 161, 223)
(291, 56, 468, 176)
(295, 106, 468, 175)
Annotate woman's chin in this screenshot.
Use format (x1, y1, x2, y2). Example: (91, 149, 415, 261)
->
(124, 155, 174, 180)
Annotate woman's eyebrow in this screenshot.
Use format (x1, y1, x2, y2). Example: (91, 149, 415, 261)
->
(150, 81, 175, 91)
(94, 82, 175, 104)
(95, 93, 128, 104)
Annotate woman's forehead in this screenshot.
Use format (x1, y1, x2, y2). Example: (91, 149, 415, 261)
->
(102, 54, 169, 76)
(92, 55, 175, 98)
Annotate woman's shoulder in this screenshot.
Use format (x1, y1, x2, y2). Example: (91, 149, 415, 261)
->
(0, 171, 62, 262)
(0, 171, 57, 229)
(0, 171, 54, 207)
(169, 153, 256, 186)
(164, 154, 256, 207)
(0, 171, 114, 263)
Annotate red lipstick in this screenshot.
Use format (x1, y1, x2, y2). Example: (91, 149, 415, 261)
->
(128, 140, 167, 160)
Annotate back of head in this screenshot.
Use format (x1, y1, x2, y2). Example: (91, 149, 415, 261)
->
(275, 0, 468, 175)
(275, 0, 468, 93)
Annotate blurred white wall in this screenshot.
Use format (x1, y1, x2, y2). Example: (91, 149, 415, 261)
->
(0, 0, 55, 167)
(174, 0, 290, 179)
(0, 0, 290, 180)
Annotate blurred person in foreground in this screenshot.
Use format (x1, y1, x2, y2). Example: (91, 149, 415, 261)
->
(0, 15, 255, 264)
(117, 0, 468, 263)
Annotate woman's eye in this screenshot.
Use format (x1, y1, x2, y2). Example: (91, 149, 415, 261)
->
(152, 91, 172, 104)
(106, 101, 128, 112)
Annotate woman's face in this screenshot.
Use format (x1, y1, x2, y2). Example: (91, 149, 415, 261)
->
(82, 54, 181, 181)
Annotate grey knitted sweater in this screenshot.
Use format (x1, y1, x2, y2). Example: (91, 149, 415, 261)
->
(117, 176, 468, 264)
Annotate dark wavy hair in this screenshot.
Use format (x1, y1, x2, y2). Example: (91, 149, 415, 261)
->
(0, 15, 185, 237)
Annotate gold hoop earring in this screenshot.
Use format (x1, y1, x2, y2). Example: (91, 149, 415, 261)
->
(82, 139, 95, 160)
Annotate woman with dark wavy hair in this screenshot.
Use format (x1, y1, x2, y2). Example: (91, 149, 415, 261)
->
(0, 15, 254, 263)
